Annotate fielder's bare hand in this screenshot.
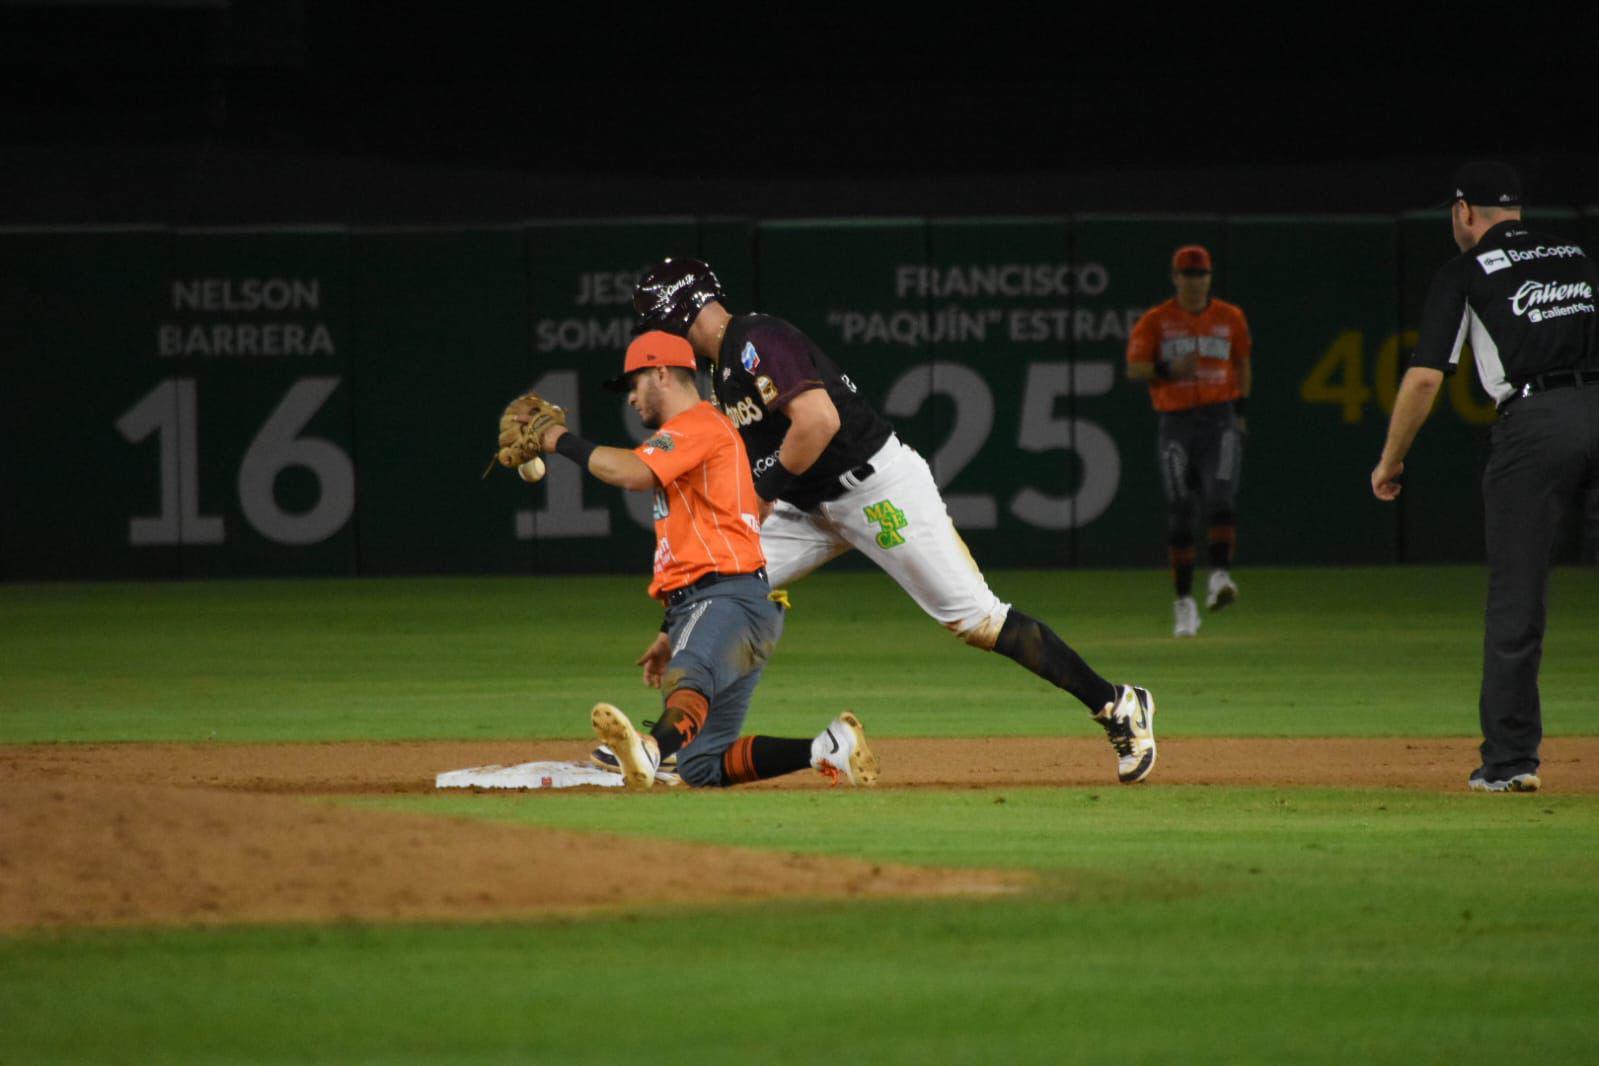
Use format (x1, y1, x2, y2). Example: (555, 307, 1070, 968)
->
(538, 423, 567, 453)
(1371, 457, 1404, 500)
(636, 632, 671, 688)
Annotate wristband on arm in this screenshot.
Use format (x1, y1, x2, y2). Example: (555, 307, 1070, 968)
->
(754, 458, 798, 502)
(553, 432, 598, 468)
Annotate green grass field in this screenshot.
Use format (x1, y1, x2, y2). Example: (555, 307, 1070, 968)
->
(3, 566, 1597, 742)
(3, 567, 1598, 1063)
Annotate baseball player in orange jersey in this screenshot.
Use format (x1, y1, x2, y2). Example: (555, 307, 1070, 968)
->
(534, 331, 878, 790)
(1126, 245, 1252, 638)
(627, 258, 1158, 786)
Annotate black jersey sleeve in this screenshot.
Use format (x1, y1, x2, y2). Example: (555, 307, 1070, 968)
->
(1410, 256, 1471, 375)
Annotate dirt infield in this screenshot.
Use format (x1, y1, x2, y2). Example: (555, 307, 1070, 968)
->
(5, 737, 1595, 932)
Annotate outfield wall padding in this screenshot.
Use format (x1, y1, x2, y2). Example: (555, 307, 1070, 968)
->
(4, 213, 1589, 580)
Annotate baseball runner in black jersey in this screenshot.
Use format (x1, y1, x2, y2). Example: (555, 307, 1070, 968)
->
(1373, 161, 1599, 793)
(626, 258, 1157, 784)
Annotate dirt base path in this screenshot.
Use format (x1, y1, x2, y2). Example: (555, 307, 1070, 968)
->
(5, 738, 1594, 933)
(7, 736, 1597, 794)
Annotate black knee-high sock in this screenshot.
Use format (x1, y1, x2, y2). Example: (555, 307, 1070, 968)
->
(1208, 509, 1237, 569)
(1169, 533, 1197, 598)
(720, 736, 813, 786)
(993, 610, 1118, 712)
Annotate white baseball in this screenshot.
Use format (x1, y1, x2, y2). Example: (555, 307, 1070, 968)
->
(518, 457, 547, 483)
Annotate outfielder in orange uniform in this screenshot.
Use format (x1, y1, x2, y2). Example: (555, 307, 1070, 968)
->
(533, 331, 878, 789)
(1126, 245, 1252, 638)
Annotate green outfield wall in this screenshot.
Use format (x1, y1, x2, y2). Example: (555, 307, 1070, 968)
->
(4, 211, 1596, 579)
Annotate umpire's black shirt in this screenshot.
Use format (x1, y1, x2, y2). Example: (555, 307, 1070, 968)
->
(1411, 221, 1599, 403)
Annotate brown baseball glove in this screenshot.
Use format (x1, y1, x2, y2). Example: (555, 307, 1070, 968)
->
(495, 392, 566, 469)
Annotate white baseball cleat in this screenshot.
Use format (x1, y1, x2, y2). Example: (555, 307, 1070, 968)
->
(1206, 569, 1238, 611)
(590, 703, 661, 791)
(1096, 685, 1157, 784)
(1173, 596, 1201, 638)
(589, 744, 682, 786)
(811, 711, 879, 786)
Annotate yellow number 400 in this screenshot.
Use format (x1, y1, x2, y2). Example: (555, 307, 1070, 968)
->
(1299, 329, 1497, 426)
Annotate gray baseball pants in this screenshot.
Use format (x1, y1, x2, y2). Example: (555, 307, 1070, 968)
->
(662, 574, 784, 788)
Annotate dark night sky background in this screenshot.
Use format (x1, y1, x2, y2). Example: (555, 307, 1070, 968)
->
(2, 4, 1596, 223)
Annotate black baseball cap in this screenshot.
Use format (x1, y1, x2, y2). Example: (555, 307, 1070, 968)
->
(1447, 161, 1523, 208)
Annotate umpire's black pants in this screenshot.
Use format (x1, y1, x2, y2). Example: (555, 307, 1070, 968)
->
(1479, 384, 1599, 777)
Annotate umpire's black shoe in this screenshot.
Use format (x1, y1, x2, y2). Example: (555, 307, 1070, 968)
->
(1467, 768, 1541, 793)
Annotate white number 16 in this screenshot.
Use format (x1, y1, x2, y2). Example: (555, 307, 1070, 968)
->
(115, 376, 355, 547)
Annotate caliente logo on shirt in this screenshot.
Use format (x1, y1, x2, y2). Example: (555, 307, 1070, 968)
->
(1510, 279, 1596, 322)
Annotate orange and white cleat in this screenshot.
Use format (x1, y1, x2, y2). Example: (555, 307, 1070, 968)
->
(810, 711, 879, 787)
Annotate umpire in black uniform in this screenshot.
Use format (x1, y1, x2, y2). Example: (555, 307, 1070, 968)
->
(1372, 161, 1599, 793)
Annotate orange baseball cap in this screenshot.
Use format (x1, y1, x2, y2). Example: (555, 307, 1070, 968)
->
(1172, 245, 1213, 273)
(604, 330, 698, 391)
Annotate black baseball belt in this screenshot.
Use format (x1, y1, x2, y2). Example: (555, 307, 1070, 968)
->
(1500, 368, 1597, 410)
(811, 460, 877, 504)
(665, 567, 768, 607)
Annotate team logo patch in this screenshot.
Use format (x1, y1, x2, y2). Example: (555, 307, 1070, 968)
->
(755, 375, 778, 403)
(1477, 249, 1511, 274)
(741, 342, 760, 372)
(722, 367, 731, 381)
(643, 433, 676, 451)
(862, 500, 909, 550)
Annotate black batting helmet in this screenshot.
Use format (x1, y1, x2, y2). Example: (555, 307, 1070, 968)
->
(631, 257, 725, 336)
